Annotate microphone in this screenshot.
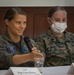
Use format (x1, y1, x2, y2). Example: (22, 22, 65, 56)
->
(24, 36, 33, 52)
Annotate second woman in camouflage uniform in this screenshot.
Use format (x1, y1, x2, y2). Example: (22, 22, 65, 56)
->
(35, 6, 74, 67)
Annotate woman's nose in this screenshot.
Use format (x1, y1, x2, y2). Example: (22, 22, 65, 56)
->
(59, 20, 63, 23)
(20, 24, 24, 28)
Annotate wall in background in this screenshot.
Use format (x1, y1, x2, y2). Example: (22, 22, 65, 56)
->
(0, 7, 74, 39)
(0, 0, 74, 6)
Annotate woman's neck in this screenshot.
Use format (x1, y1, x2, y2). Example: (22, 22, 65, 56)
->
(51, 29, 63, 37)
(11, 36, 20, 43)
(9, 33, 21, 43)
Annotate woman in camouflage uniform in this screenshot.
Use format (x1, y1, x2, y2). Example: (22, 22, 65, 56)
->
(35, 6, 74, 67)
(0, 7, 43, 69)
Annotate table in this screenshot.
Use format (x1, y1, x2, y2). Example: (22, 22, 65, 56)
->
(40, 66, 71, 75)
(0, 66, 73, 75)
(0, 70, 7, 75)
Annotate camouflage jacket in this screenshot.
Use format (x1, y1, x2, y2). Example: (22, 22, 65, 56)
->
(35, 29, 74, 67)
(0, 31, 38, 69)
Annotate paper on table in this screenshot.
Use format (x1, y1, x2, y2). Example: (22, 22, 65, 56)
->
(5, 67, 42, 75)
(67, 63, 74, 74)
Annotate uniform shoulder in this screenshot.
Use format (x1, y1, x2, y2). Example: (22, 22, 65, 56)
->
(0, 35, 3, 40)
(66, 31, 74, 36)
(35, 31, 49, 41)
(23, 36, 37, 46)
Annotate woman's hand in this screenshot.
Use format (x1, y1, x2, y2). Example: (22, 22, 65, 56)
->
(29, 47, 44, 61)
(12, 47, 44, 65)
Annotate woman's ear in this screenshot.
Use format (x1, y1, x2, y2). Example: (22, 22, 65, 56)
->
(5, 19, 9, 26)
(47, 17, 52, 25)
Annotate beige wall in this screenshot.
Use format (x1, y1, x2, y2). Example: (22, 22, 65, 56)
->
(0, 0, 74, 6)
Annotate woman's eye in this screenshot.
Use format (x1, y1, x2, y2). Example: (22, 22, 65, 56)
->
(16, 22, 21, 24)
(62, 19, 66, 22)
(23, 22, 26, 25)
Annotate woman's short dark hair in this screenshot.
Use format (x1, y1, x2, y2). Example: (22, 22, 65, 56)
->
(48, 6, 67, 18)
(4, 7, 27, 21)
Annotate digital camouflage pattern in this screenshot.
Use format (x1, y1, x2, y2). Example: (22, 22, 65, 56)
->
(35, 29, 74, 67)
(0, 31, 38, 69)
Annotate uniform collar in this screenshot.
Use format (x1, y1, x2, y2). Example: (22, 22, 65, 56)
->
(47, 29, 67, 42)
(2, 30, 24, 43)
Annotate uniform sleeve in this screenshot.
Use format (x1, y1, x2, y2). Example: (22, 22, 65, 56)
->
(34, 37, 46, 52)
(0, 38, 14, 69)
(30, 39, 39, 49)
